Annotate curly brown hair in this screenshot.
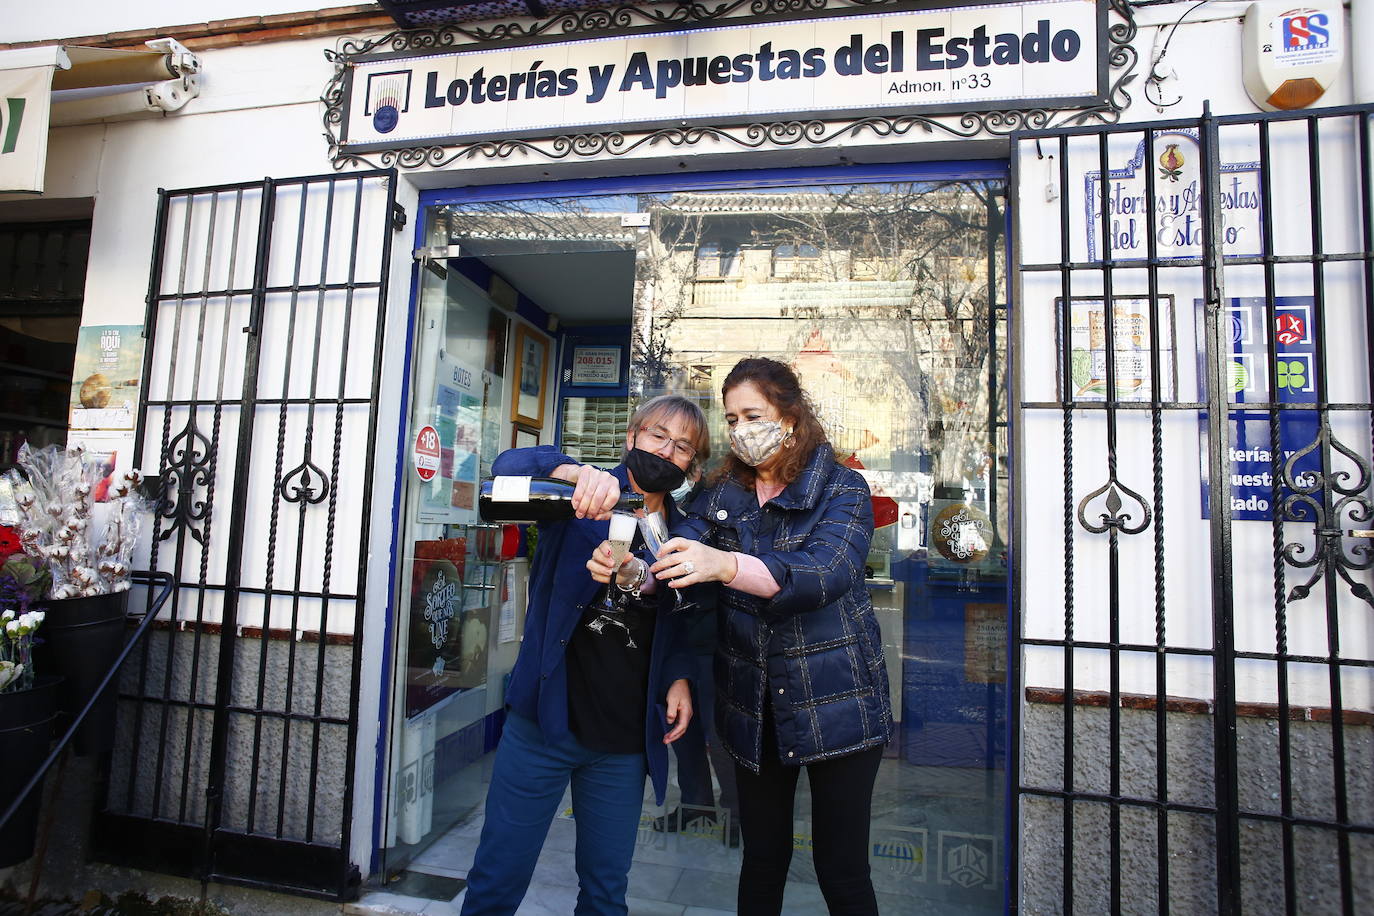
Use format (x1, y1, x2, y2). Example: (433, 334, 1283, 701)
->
(714, 357, 831, 487)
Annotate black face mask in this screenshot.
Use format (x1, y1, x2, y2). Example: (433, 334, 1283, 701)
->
(624, 447, 686, 494)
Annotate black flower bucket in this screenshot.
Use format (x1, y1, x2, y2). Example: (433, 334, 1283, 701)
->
(0, 674, 60, 866)
(34, 590, 129, 757)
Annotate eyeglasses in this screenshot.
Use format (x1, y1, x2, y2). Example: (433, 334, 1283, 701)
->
(637, 425, 697, 461)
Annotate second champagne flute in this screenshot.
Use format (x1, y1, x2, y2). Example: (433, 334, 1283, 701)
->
(638, 511, 696, 613)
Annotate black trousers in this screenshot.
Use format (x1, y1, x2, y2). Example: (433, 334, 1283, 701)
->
(734, 719, 884, 916)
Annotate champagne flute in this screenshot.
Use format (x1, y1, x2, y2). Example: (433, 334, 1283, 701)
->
(638, 511, 696, 613)
(583, 511, 640, 646)
(605, 510, 636, 576)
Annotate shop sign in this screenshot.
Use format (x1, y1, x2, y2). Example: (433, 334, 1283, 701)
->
(1055, 296, 1177, 402)
(569, 345, 622, 386)
(931, 502, 992, 565)
(414, 424, 440, 481)
(1083, 129, 1262, 262)
(1199, 296, 1320, 522)
(68, 325, 145, 431)
(339, 0, 1104, 152)
(964, 603, 1006, 685)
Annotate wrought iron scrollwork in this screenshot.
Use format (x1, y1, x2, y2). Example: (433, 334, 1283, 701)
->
(1277, 423, 1373, 607)
(159, 417, 213, 543)
(1077, 475, 1152, 535)
(322, 0, 1139, 170)
(1066, 0, 1138, 128)
(278, 456, 331, 505)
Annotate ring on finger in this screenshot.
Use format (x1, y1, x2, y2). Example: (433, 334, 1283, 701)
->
(682, 560, 695, 575)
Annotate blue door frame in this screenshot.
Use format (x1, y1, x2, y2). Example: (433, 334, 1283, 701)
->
(377, 158, 1016, 911)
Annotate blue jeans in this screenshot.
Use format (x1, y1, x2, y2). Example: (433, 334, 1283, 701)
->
(460, 713, 647, 916)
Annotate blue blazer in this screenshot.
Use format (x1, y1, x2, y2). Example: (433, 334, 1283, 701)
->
(677, 443, 893, 772)
(492, 445, 694, 805)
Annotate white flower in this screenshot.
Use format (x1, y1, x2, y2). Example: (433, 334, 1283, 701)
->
(5, 620, 17, 637)
(0, 661, 21, 690)
(30, 611, 43, 626)
(1, 609, 13, 621)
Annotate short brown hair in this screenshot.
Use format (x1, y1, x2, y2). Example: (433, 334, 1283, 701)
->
(625, 394, 711, 471)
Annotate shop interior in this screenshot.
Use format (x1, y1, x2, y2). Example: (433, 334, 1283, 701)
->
(0, 205, 92, 473)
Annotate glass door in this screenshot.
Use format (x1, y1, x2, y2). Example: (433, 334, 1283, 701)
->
(638, 179, 1009, 911)
(381, 216, 517, 876)
(383, 172, 1009, 913)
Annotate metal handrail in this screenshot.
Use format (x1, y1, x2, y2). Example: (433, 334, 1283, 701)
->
(0, 570, 176, 833)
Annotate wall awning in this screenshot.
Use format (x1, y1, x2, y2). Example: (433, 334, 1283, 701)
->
(0, 39, 200, 194)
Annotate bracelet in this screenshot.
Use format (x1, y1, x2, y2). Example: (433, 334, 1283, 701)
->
(615, 557, 648, 594)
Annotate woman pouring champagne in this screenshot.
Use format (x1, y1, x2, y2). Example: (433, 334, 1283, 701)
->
(460, 394, 709, 916)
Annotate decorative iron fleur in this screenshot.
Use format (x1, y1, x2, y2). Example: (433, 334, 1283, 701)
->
(279, 456, 330, 505)
(1077, 475, 1152, 535)
(159, 417, 214, 544)
(1278, 423, 1373, 607)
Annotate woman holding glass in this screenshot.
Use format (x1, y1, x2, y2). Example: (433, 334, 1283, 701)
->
(630, 357, 891, 915)
(461, 394, 707, 916)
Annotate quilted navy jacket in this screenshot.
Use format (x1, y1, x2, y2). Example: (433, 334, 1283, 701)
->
(492, 446, 695, 805)
(677, 443, 893, 772)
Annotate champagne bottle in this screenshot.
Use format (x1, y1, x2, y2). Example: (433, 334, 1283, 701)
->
(478, 476, 643, 522)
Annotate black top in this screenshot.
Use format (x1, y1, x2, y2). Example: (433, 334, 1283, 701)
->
(565, 551, 658, 754)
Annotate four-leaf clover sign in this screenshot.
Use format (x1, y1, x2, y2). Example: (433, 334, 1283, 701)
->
(1277, 359, 1307, 392)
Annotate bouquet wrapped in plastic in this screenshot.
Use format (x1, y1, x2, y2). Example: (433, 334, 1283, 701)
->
(0, 444, 148, 599)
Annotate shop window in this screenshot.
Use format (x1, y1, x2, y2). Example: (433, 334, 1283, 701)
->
(560, 395, 630, 467)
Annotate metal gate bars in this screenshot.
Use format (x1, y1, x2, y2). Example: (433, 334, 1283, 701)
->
(92, 169, 399, 899)
(1011, 105, 1374, 913)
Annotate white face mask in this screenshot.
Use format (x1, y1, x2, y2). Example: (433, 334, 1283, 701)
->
(669, 479, 695, 504)
(729, 419, 789, 467)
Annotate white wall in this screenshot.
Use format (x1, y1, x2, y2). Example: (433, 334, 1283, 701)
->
(0, 1, 332, 44)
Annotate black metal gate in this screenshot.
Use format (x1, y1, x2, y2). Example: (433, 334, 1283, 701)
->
(92, 169, 400, 899)
(1011, 105, 1373, 913)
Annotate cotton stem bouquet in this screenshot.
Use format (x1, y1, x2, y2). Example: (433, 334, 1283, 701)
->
(0, 444, 148, 599)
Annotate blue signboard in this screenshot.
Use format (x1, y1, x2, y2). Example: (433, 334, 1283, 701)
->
(1200, 296, 1320, 521)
